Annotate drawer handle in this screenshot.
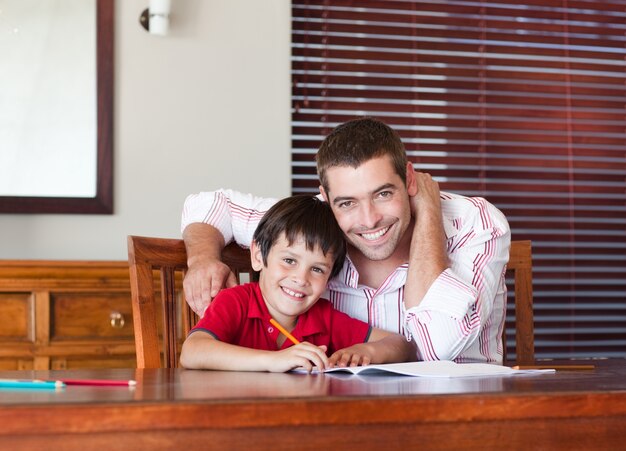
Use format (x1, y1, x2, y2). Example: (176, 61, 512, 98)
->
(110, 311, 125, 329)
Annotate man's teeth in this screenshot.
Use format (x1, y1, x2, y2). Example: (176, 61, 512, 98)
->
(361, 226, 389, 241)
(283, 287, 304, 298)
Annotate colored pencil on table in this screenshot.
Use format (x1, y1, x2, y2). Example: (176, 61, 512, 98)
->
(59, 379, 137, 387)
(269, 318, 300, 345)
(0, 379, 65, 389)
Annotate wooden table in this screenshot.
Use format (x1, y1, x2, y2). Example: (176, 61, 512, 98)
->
(1, 359, 626, 450)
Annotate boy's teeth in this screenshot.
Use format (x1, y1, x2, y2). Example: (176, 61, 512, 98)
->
(361, 226, 389, 241)
(283, 287, 304, 297)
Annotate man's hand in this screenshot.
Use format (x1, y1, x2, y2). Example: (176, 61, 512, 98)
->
(183, 258, 238, 316)
(410, 171, 442, 217)
(183, 223, 237, 316)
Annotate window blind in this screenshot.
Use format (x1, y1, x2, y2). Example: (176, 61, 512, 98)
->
(291, 0, 626, 359)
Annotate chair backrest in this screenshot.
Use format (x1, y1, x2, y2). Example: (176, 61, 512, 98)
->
(504, 240, 535, 366)
(127, 235, 256, 369)
(128, 235, 535, 368)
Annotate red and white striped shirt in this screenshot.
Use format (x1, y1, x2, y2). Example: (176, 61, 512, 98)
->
(182, 189, 511, 364)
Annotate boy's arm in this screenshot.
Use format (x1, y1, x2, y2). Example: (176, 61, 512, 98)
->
(328, 328, 417, 367)
(180, 331, 330, 373)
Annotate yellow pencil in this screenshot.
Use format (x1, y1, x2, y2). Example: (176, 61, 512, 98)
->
(269, 318, 300, 345)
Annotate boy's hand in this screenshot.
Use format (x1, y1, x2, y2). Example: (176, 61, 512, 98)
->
(328, 343, 375, 368)
(266, 343, 329, 373)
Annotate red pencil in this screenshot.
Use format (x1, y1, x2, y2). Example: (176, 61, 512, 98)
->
(59, 379, 137, 387)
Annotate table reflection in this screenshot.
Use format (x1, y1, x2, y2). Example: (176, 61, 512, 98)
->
(174, 370, 331, 400)
(324, 372, 505, 396)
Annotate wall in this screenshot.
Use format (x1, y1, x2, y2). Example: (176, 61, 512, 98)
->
(0, 0, 291, 260)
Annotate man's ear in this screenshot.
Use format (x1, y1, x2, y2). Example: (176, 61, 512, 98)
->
(250, 240, 265, 272)
(319, 185, 329, 203)
(405, 162, 418, 196)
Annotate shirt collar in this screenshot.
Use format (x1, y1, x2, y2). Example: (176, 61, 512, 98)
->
(249, 282, 328, 339)
(248, 282, 269, 319)
(294, 303, 329, 339)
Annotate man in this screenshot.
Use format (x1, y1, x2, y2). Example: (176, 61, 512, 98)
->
(181, 118, 511, 363)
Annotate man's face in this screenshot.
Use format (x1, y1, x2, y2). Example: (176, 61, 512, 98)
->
(321, 155, 415, 262)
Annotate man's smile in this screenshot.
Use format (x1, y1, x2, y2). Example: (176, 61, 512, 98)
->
(358, 225, 391, 241)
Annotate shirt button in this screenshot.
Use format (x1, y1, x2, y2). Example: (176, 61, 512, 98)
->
(268, 326, 274, 333)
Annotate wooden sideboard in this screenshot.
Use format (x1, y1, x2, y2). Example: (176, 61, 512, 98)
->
(0, 260, 180, 370)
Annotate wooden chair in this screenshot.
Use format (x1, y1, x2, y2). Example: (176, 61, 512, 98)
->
(127, 235, 256, 369)
(504, 240, 535, 366)
(128, 236, 534, 368)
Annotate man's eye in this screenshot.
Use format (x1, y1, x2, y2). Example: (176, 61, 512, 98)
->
(338, 201, 353, 209)
(378, 191, 392, 198)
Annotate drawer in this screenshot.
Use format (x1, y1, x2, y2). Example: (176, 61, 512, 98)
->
(51, 292, 135, 340)
(0, 358, 31, 370)
(0, 293, 32, 342)
(51, 355, 137, 370)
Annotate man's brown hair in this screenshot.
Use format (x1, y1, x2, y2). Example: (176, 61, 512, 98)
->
(252, 195, 346, 278)
(316, 117, 408, 194)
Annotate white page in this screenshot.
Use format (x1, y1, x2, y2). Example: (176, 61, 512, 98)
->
(295, 361, 555, 378)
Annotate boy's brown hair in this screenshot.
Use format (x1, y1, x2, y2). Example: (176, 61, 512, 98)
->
(316, 117, 408, 194)
(252, 195, 346, 278)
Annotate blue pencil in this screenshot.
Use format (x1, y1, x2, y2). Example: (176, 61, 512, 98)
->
(0, 379, 65, 389)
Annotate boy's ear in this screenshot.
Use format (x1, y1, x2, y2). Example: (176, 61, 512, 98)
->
(250, 240, 264, 271)
(405, 162, 418, 196)
(319, 185, 329, 203)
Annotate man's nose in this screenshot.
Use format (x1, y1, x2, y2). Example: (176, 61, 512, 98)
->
(360, 202, 382, 228)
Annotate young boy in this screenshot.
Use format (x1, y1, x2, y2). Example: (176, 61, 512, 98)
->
(180, 195, 415, 372)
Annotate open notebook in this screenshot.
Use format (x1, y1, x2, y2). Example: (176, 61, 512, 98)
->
(295, 361, 555, 378)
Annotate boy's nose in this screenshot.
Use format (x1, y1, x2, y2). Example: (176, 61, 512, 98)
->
(290, 268, 308, 286)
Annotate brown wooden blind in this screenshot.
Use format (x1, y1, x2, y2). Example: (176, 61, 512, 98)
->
(291, 0, 626, 360)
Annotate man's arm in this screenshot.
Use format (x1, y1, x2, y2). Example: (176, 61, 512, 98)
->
(328, 328, 417, 367)
(181, 190, 278, 314)
(179, 332, 330, 373)
(404, 172, 449, 308)
(183, 223, 237, 316)
(403, 182, 511, 362)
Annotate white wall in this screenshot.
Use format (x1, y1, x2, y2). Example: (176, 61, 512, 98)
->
(0, 0, 292, 260)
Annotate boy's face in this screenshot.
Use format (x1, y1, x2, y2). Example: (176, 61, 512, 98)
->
(251, 233, 334, 327)
(320, 155, 415, 263)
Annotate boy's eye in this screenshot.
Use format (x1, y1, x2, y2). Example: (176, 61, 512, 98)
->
(311, 267, 326, 274)
(283, 258, 295, 265)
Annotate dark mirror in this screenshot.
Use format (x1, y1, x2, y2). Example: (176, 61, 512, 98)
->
(0, 0, 113, 214)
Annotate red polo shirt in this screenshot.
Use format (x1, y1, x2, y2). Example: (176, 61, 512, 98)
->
(191, 282, 371, 354)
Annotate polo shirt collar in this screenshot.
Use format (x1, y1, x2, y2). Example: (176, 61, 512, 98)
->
(249, 282, 328, 340)
(247, 282, 269, 319)
(294, 304, 329, 339)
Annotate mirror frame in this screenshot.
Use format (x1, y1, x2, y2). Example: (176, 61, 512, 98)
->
(0, 0, 113, 214)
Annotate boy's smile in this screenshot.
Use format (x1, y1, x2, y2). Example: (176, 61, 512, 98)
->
(251, 234, 334, 330)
